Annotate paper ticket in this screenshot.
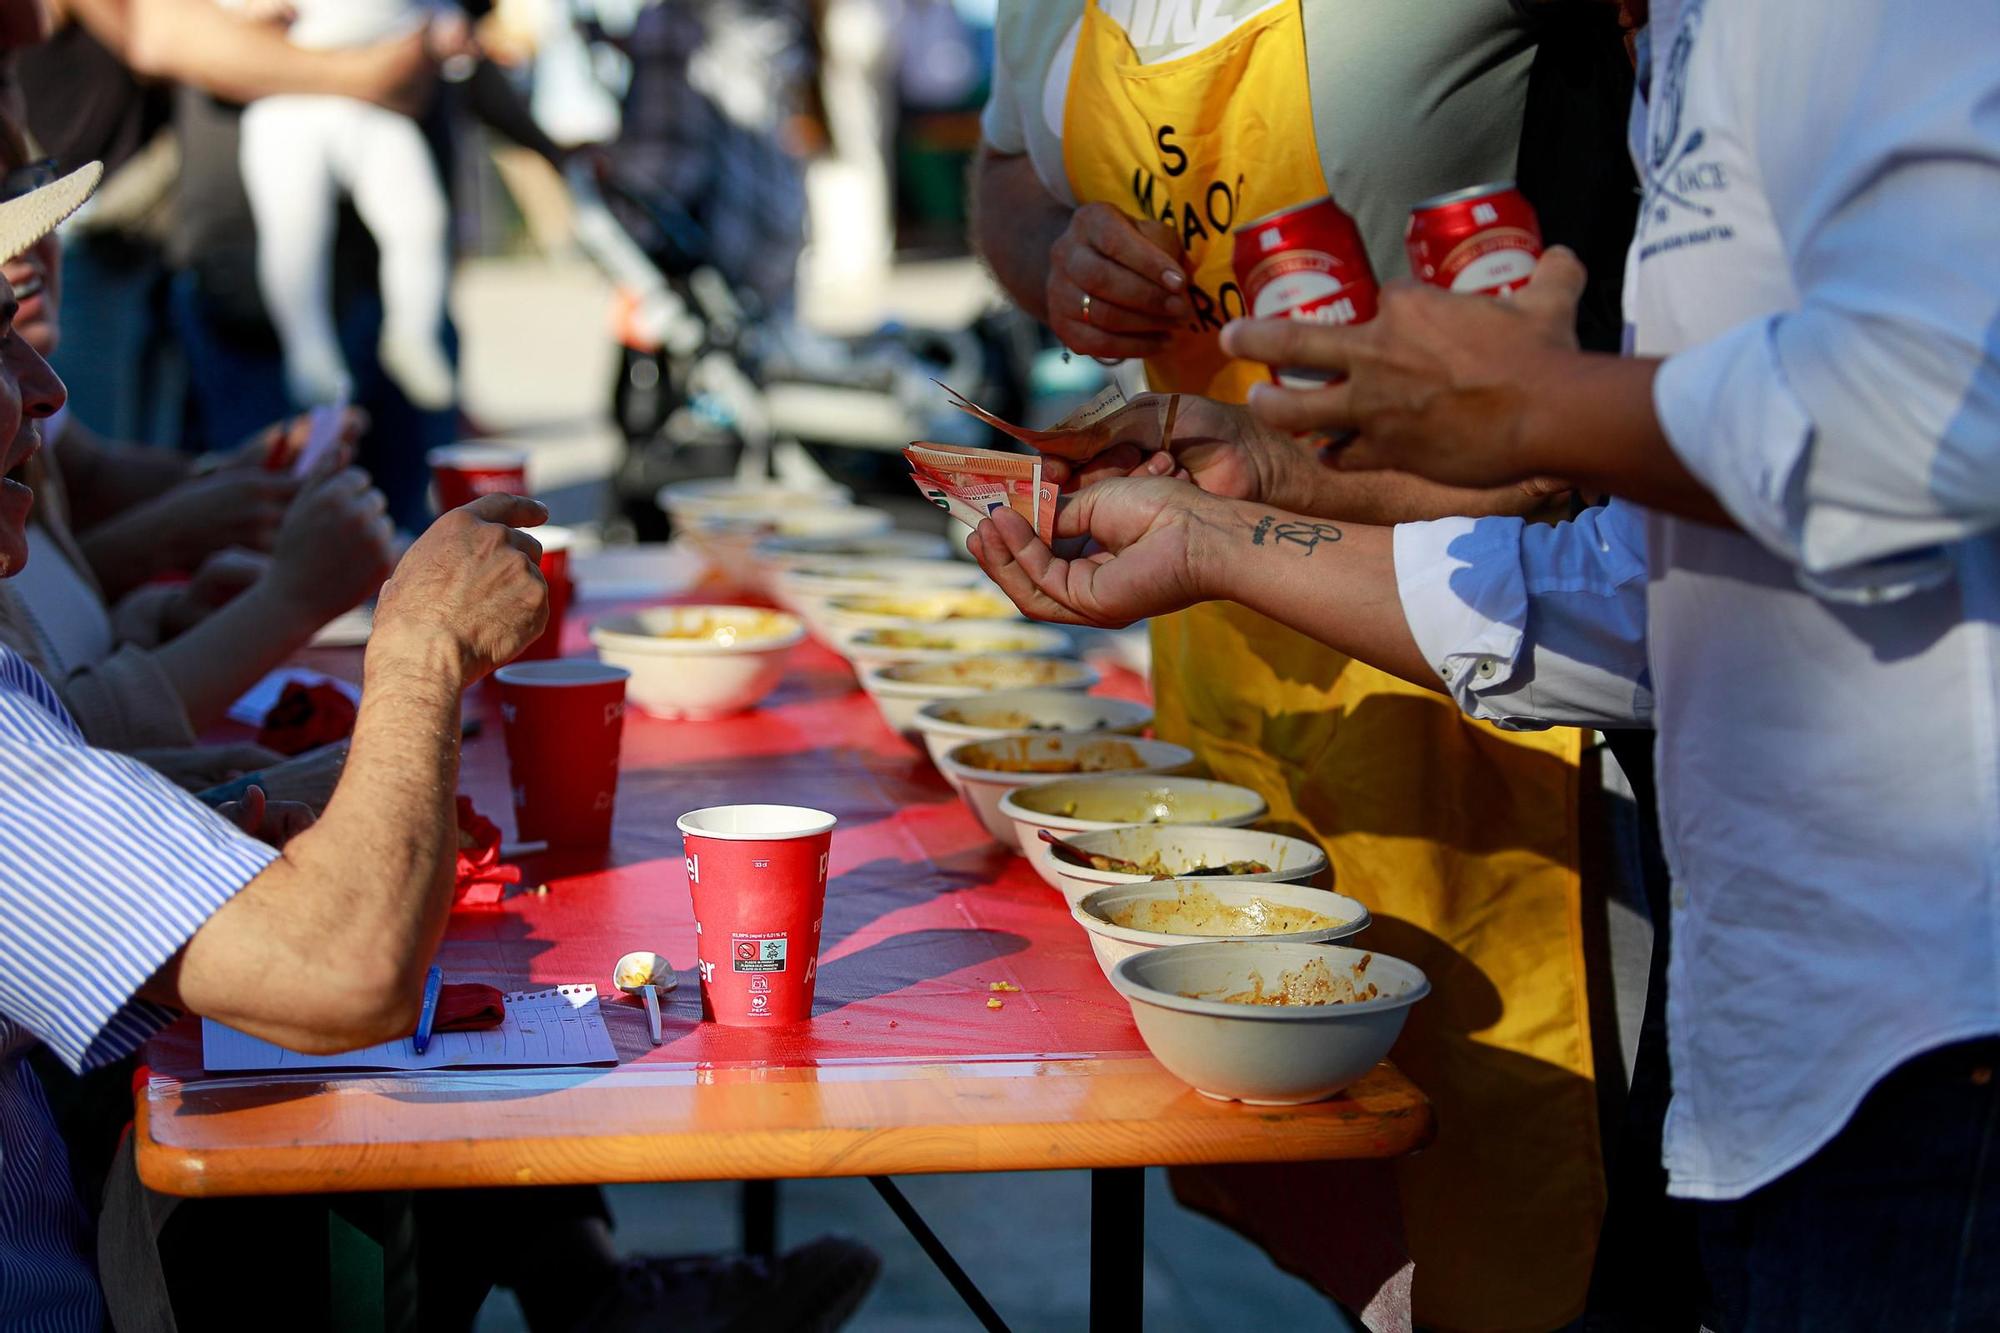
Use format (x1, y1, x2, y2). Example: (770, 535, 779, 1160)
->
(937, 380, 1183, 465)
(904, 443, 1057, 543)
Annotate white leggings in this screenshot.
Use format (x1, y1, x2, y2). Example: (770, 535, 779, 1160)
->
(239, 95, 455, 409)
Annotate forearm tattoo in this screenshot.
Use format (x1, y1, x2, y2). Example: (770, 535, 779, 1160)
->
(1250, 515, 1343, 554)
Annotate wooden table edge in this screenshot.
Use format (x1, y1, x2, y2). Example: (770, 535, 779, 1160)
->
(135, 1066, 1434, 1199)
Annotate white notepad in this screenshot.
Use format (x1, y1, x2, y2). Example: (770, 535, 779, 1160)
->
(201, 985, 620, 1073)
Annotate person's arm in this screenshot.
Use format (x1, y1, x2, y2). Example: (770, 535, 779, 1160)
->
(1052, 392, 1567, 524)
(78, 467, 298, 597)
(970, 147, 1072, 328)
(1219, 249, 1734, 528)
(969, 478, 1435, 689)
(1226, 1, 2000, 602)
(146, 495, 550, 1052)
(63, 0, 435, 113)
(971, 145, 1189, 360)
(147, 469, 393, 728)
(51, 416, 194, 532)
(1641, 0, 2000, 599)
(970, 479, 1653, 729)
(466, 58, 567, 168)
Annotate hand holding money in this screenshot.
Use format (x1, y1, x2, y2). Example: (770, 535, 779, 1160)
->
(907, 382, 1193, 542)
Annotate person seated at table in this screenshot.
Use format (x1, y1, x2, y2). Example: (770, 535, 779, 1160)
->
(0, 158, 523, 1325)
(0, 168, 880, 1332)
(0, 113, 398, 767)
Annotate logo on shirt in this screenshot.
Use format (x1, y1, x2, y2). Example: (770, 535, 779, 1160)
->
(1637, 0, 1736, 258)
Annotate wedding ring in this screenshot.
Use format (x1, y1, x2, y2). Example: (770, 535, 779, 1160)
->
(1080, 292, 1093, 325)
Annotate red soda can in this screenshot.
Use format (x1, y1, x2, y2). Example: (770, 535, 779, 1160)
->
(1232, 195, 1379, 387)
(1405, 181, 1542, 297)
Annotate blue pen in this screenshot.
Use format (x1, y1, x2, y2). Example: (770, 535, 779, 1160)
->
(412, 964, 444, 1055)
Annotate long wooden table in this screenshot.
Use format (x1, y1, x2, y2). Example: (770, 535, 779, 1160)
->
(138, 587, 1432, 1329)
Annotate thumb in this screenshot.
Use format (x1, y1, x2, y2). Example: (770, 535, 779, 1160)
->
(1516, 245, 1588, 314)
(229, 785, 267, 835)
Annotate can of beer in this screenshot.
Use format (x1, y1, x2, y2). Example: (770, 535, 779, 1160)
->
(1404, 181, 1543, 297)
(1232, 195, 1379, 386)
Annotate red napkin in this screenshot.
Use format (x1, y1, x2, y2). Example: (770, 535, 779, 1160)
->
(256, 681, 359, 756)
(453, 795, 522, 908)
(426, 983, 507, 1034)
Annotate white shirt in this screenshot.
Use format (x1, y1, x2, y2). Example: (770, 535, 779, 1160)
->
(1392, 0, 2000, 1201)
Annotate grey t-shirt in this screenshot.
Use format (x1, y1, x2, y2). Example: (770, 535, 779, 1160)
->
(982, 0, 1539, 279)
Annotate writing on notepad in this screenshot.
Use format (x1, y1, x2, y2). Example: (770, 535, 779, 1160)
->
(201, 985, 619, 1073)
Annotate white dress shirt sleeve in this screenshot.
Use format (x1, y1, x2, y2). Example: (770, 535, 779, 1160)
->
(1394, 501, 1653, 730)
(1653, 0, 2000, 603)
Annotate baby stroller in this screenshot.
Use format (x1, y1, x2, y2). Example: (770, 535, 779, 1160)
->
(561, 0, 1011, 541)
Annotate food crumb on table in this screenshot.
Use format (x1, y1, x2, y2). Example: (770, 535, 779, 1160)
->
(988, 981, 1021, 992)
(987, 997, 1004, 1010)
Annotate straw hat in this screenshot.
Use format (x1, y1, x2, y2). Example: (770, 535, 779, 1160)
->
(0, 161, 100, 267)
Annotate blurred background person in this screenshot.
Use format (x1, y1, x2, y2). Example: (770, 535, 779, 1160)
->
(230, 0, 472, 413)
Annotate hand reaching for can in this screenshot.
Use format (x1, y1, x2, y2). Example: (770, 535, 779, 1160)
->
(1046, 203, 1191, 361)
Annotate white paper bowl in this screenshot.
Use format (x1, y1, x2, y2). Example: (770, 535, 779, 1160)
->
(998, 776, 1268, 891)
(775, 557, 991, 618)
(1046, 824, 1330, 905)
(1072, 880, 1370, 982)
(656, 478, 853, 527)
(838, 621, 1073, 673)
(936, 735, 1195, 845)
(859, 654, 1098, 738)
(690, 508, 895, 591)
(1111, 941, 1428, 1104)
(589, 605, 805, 719)
(912, 690, 1153, 770)
(818, 587, 1024, 635)
(755, 530, 954, 575)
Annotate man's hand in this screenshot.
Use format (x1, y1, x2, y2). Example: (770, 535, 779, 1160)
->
(222, 407, 366, 476)
(372, 494, 549, 681)
(1040, 394, 1309, 506)
(1222, 247, 1590, 488)
(134, 743, 287, 792)
(217, 784, 316, 849)
(159, 549, 272, 638)
(969, 478, 1229, 629)
(1047, 203, 1191, 360)
(265, 469, 396, 622)
(136, 468, 302, 567)
(340, 28, 437, 117)
(246, 741, 347, 813)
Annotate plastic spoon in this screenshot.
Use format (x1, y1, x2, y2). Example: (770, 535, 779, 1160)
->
(613, 951, 678, 1046)
(1037, 827, 1156, 874)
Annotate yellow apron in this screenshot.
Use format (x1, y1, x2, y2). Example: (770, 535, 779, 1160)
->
(1062, 5, 1602, 1328)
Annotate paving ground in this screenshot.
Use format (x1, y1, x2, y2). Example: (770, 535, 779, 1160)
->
(456, 256, 1359, 1332)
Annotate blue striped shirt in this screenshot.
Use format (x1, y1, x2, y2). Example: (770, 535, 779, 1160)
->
(0, 646, 276, 1330)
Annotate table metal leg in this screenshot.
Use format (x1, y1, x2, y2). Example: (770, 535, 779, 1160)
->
(869, 1175, 1013, 1333)
(1090, 1168, 1144, 1333)
(327, 1192, 418, 1333)
(742, 1179, 780, 1259)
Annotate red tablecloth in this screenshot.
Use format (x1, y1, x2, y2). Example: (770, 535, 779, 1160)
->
(152, 608, 1158, 1077)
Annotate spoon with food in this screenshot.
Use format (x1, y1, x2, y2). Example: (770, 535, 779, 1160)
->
(613, 951, 679, 1045)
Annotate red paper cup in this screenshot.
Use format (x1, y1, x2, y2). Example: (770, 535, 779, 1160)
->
(495, 660, 628, 847)
(517, 525, 575, 661)
(678, 805, 837, 1025)
(429, 443, 529, 513)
